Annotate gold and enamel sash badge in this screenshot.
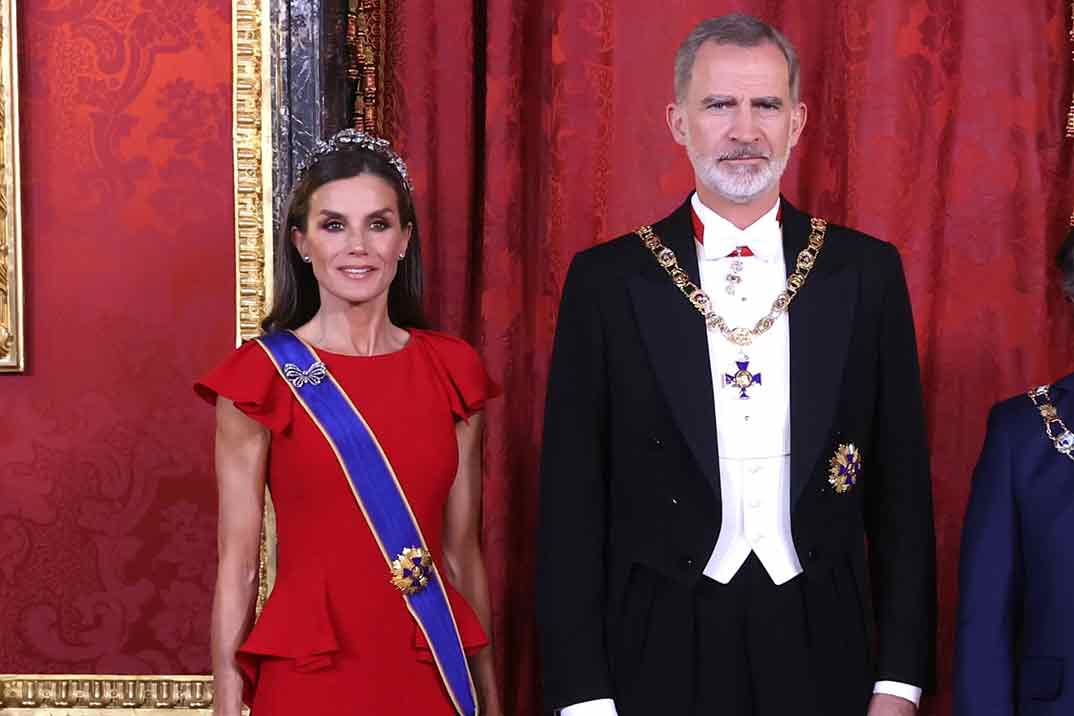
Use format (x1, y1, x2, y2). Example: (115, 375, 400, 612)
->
(828, 442, 862, 494)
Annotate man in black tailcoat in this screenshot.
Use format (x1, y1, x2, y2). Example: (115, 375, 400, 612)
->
(537, 14, 936, 716)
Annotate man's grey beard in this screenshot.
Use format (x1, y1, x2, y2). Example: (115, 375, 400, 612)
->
(689, 143, 790, 204)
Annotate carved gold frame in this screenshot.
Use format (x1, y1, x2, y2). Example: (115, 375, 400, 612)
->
(234, 0, 274, 345)
(0, 676, 213, 714)
(0, 0, 22, 373)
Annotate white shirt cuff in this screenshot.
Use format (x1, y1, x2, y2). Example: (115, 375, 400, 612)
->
(558, 698, 619, 716)
(873, 680, 922, 707)
(558, 684, 918, 713)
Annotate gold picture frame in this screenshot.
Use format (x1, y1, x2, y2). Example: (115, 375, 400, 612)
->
(0, 0, 22, 373)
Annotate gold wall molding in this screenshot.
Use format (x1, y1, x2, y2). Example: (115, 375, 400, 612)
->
(0, 675, 221, 714)
(233, 0, 274, 344)
(0, 0, 23, 372)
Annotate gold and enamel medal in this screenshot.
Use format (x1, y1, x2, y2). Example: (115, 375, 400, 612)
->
(638, 216, 829, 401)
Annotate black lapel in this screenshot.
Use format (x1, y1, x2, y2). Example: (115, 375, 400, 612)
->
(783, 198, 859, 505)
(627, 197, 720, 495)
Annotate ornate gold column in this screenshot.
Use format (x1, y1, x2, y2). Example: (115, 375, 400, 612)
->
(233, 0, 275, 344)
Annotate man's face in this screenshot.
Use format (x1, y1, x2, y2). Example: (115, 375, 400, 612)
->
(667, 40, 806, 205)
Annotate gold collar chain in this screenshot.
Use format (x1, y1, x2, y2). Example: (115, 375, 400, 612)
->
(636, 217, 829, 347)
(1028, 385, 1074, 460)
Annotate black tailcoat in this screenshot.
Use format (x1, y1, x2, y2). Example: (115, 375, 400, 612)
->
(536, 197, 937, 714)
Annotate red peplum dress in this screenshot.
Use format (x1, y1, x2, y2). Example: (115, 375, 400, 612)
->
(195, 330, 499, 715)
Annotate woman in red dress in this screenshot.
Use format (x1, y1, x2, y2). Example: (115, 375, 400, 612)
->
(196, 132, 503, 716)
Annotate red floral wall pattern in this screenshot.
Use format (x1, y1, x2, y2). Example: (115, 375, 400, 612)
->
(0, 1, 233, 675)
(388, 2, 1074, 715)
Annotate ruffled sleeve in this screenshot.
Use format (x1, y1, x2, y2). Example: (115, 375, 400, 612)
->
(415, 331, 502, 420)
(194, 340, 294, 434)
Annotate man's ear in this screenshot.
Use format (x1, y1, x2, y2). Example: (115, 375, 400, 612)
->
(788, 101, 807, 148)
(667, 102, 689, 147)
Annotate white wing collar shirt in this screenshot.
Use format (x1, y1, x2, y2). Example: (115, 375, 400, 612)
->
(692, 192, 801, 588)
(559, 194, 921, 715)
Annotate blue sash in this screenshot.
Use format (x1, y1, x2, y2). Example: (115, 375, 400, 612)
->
(256, 331, 479, 716)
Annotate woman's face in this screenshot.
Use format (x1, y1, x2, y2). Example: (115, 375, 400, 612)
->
(293, 173, 411, 314)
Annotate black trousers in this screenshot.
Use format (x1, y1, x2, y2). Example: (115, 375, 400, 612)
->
(616, 554, 872, 716)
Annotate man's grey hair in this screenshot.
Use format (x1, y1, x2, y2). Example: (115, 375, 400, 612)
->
(674, 14, 800, 104)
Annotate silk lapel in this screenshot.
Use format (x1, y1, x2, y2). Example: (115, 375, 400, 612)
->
(628, 198, 720, 495)
(783, 199, 858, 505)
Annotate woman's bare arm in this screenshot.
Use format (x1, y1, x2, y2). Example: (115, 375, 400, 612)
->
(211, 398, 269, 716)
(441, 412, 503, 716)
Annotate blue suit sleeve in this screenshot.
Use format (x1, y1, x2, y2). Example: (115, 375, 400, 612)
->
(953, 405, 1023, 716)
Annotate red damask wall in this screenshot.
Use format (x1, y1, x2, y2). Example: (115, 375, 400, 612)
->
(0, 1, 234, 674)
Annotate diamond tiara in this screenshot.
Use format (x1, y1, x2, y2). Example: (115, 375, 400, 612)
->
(296, 129, 413, 192)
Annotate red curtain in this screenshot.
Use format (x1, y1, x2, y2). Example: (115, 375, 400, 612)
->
(387, 2, 1074, 715)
